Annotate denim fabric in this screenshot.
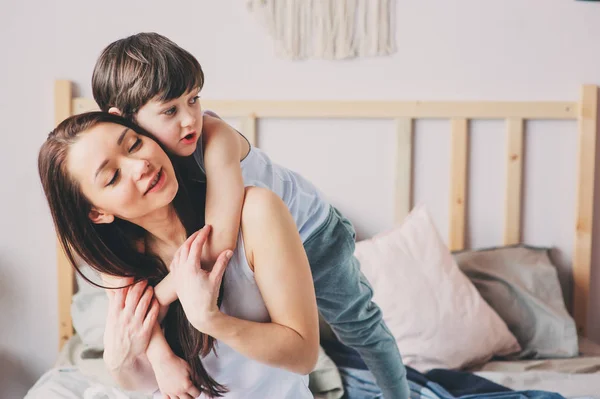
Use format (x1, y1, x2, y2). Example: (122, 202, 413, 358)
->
(304, 206, 409, 399)
(336, 366, 567, 399)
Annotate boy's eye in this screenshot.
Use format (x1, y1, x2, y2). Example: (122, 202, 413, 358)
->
(164, 106, 176, 116)
(190, 95, 200, 105)
(106, 170, 120, 187)
(129, 138, 142, 152)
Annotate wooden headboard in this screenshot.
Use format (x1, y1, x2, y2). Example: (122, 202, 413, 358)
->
(54, 80, 599, 350)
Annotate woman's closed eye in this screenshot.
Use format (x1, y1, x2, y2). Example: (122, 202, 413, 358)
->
(106, 170, 120, 187)
(105, 138, 142, 186)
(129, 138, 142, 152)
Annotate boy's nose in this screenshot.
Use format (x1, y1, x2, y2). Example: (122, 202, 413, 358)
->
(181, 110, 196, 128)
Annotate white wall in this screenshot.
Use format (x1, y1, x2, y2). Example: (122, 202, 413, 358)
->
(2, 0, 600, 397)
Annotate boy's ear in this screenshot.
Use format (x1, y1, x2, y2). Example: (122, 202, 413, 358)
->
(108, 107, 123, 116)
(89, 208, 115, 224)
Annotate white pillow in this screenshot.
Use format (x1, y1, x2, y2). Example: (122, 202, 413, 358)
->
(355, 204, 521, 372)
(71, 265, 108, 351)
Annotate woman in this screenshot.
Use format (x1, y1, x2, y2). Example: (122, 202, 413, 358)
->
(39, 112, 319, 398)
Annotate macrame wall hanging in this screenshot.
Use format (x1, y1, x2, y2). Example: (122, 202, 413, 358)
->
(246, 0, 396, 60)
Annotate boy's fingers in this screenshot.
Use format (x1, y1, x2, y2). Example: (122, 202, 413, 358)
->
(188, 386, 201, 398)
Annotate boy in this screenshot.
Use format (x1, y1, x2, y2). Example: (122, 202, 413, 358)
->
(92, 32, 409, 399)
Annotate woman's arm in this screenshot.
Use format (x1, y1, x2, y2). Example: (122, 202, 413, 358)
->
(173, 188, 320, 375)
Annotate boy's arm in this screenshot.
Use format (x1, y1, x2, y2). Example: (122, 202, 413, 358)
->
(201, 114, 247, 261)
(153, 273, 177, 321)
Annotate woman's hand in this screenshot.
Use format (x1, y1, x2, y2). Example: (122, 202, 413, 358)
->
(103, 279, 159, 371)
(170, 225, 232, 332)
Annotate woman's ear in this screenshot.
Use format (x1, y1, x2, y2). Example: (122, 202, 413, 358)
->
(89, 208, 115, 224)
(108, 107, 122, 116)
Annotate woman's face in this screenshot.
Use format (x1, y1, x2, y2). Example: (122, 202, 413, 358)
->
(67, 122, 179, 224)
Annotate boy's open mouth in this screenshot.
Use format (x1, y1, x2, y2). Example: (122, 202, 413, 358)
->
(181, 132, 197, 144)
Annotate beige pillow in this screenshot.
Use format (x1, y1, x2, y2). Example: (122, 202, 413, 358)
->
(355, 204, 521, 372)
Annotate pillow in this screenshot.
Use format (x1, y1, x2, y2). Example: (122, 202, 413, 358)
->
(71, 265, 108, 351)
(453, 245, 578, 359)
(354, 204, 520, 372)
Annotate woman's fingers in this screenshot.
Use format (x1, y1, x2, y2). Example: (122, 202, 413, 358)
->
(124, 280, 147, 312)
(134, 285, 154, 322)
(188, 225, 212, 265)
(179, 228, 203, 261)
(111, 286, 127, 310)
(210, 249, 232, 288)
(142, 298, 160, 331)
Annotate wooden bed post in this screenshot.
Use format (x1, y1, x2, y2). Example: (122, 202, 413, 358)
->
(243, 115, 258, 147)
(395, 118, 413, 224)
(449, 119, 469, 251)
(54, 80, 75, 351)
(573, 85, 598, 337)
(504, 118, 524, 245)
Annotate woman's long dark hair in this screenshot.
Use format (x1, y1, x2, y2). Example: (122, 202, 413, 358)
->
(38, 112, 226, 397)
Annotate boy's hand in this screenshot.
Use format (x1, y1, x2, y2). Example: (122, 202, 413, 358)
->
(154, 353, 201, 399)
(171, 225, 232, 332)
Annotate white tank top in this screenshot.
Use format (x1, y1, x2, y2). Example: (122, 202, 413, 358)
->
(199, 234, 313, 398)
(194, 112, 330, 241)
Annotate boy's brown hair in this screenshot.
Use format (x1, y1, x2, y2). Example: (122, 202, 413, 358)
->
(92, 32, 204, 117)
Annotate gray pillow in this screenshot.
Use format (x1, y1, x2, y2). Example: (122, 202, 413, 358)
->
(453, 245, 578, 359)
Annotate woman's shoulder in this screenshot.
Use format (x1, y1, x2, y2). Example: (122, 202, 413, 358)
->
(241, 186, 285, 223)
(238, 187, 278, 264)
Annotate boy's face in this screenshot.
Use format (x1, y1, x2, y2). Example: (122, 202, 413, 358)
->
(132, 88, 204, 157)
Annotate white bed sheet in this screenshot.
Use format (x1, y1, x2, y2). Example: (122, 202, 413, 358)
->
(24, 335, 342, 399)
(26, 334, 600, 399)
(471, 336, 600, 398)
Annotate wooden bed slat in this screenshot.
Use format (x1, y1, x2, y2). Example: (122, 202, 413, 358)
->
(449, 119, 469, 251)
(73, 97, 577, 120)
(395, 118, 413, 224)
(504, 118, 524, 245)
(573, 85, 598, 337)
(54, 80, 75, 351)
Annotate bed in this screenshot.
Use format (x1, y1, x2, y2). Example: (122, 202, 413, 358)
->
(25, 80, 600, 399)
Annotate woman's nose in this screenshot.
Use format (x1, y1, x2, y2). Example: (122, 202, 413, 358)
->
(132, 159, 151, 181)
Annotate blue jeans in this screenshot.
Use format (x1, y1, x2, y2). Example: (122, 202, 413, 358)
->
(336, 366, 568, 399)
(304, 206, 409, 399)
(338, 367, 384, 399)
